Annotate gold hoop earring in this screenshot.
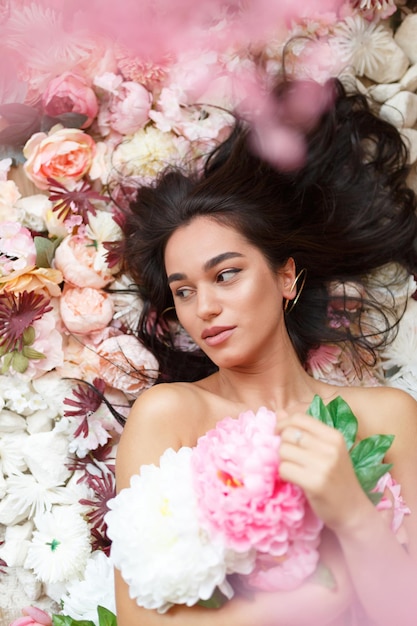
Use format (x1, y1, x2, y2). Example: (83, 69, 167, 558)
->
(161, 306, 176, 317)
(284, 268, 307, 314)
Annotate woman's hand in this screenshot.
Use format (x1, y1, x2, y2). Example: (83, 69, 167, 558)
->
(275, 411, 375, 533)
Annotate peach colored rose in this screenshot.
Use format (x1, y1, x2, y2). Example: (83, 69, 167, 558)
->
(0, 266, 63, 297)
(54, 234, 116, 288)
(60, 286, 114, 334)
(23, 127, 96, 190)
(95, 334, 159, 395)
(42, 72, 99, 129)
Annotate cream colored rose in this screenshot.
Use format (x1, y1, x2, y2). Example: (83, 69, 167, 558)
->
(60, 287, 115, 334)
(23, 126, 96, 190)
(54, 234, 116, 288)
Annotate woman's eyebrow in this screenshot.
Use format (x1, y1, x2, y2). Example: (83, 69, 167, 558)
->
(167, 251, 244, 284)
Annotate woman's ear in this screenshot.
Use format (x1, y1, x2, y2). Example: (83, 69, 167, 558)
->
(280, 257, 297, 300)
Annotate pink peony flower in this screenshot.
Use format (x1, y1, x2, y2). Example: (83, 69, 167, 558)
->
(9, 606, 52, 626)
(60, 286, 114, 334)
(95, 73, 152, 136)
(0, 222, 36, 275)
(42, 72, 99, 129)
(54, 234, 116, 288)
(192, 408, 323, 558)
(23, 127, 96, 191)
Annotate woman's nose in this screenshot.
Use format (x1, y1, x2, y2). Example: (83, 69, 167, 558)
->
(196, 286, 221, 319)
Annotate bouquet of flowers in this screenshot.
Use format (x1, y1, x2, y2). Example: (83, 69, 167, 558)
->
(105, 395, 404, 614)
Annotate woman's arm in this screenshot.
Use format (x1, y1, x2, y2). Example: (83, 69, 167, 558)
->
(113, 384, 354, 626)
(276, 387, 417, 626)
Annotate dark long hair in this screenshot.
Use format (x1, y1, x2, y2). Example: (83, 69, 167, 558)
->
(122, 78, 417, 382)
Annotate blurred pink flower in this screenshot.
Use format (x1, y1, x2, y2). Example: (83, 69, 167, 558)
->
(54, 234, 116, 288)
(0, 221, 36, 275)
(375, 473, 411, 534)
(350, 0, 397, 21)
(9, 605, 51, 626)
(60, 286, 114, 334)
(192, 408, 323, 557)
(95, 73, 152, 136)
(23, 127, 96, 190)
(243, 538, 321, 591)
(42, 72, 99, 129)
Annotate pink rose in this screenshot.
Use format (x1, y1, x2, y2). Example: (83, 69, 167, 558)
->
(54, 234, 116, 288)
(23, 127, 96, 190)
(42, 72, 99, 129)
(9, 605, 52, 626)
(60, 286, 114, 334)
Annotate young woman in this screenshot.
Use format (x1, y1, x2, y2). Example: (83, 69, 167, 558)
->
(113, 79, 417, 625)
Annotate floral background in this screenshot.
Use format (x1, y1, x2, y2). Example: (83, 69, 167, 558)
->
(1, 0, 417, 624)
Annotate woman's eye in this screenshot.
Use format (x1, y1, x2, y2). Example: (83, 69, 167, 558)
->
(175, 287, 193, 299)
(217, 269, 241, 283)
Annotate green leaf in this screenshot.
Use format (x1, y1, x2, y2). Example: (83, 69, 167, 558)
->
(307, 561, 337, 590)
(22, 345, 46, 360)
(197, 587, 228, 609)
(52, 617, 95, 626)
(34, 236, 62, 268)
(325, 396, 358, 451)
(11, 351, 29, 373)
(355, 463, 393, 496)
(97, 606, 117, 626)
(350, 435, 394, 470)
(307, 395, 334, 427)
(22, 326, 36, 345)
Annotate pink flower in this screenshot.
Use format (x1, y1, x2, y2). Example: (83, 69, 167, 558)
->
(243, 539, 320, 591)
(95, 73, 152, 136)
(9, 605, 52, 626)
(192, 408, 323, 557)
(0, 222, 36, 275)
(60, 286, 114, 334)
(23, 127, 96, 191)
(93, 333, 159, 395)
(54, 234, 116, 288)
(375, 473, 411, 534)
(42, 72, 99, 129)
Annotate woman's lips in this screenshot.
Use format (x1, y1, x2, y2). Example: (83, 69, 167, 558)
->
(201, 326, 236, 346)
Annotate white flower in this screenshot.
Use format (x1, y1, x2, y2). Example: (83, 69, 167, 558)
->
(0, 520, 33, 567)
(61, 551, 116, 623)
(333, 16, 396, 78)
(0, 432, 28, 477)
(25, 505, 91, 584)
(113, 126, 190, 184)
(109, 274, 143, 331)
(18, 194, 53, 233)
(0, 473, 71, 525)
(106, 447, 251, 613)
(382, 298, 417, 370)
(85, 210, 123, 245)
(31, 372, 74, 419)
(22, 430, 72, 486)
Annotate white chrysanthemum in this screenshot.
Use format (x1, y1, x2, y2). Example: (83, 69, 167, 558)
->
(333, 15, 395, 77)
(0, 473, 71, 525)
(25, 506, 91, 584)
(106, 447, 253, 613)
(61, 551, 116, 623)
(113, 126, 190, 184)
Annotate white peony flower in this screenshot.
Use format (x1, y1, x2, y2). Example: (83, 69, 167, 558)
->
(106, 447, 253, 613)
(0, 432, 28, 477)
(113, 126, 190, 184)
(25, 505, 91, 584)
(22, 430, 72, 486)
(61, 551, 116, 623)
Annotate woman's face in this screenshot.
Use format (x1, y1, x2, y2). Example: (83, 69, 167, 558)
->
(164, 216, 295, 370)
